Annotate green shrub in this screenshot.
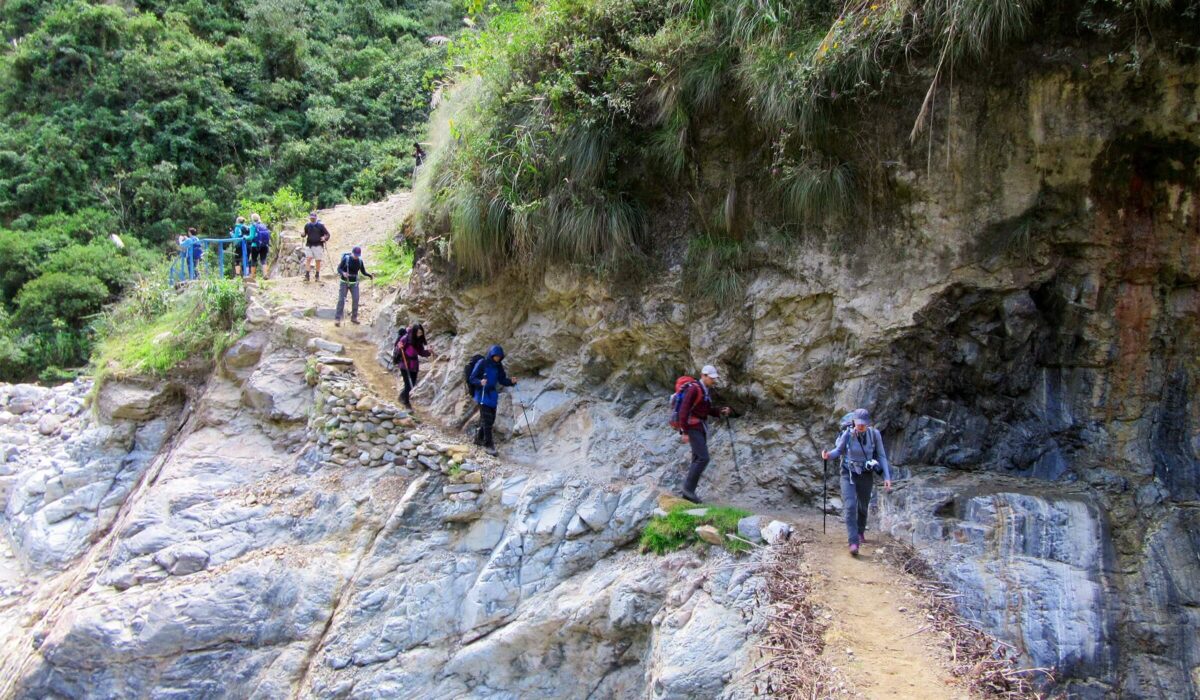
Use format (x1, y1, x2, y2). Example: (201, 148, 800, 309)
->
(640, 502, 752, 555)
(0, 228, 72, 301)
(15, 272, 109, 328)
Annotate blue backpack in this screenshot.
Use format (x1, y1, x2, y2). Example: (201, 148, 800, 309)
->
(252, 222, 271, 248)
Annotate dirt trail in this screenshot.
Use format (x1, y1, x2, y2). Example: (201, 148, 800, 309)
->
(260, 192, 969, 697)
(261, 191, 412, 402)
(790, 517, 969, 699)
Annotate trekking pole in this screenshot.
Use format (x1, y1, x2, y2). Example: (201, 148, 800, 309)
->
(518, 402, 538, 452)
(724, 416, 740, 472)
(822, 458, 828, 534)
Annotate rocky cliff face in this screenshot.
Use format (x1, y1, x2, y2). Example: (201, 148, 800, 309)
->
(393, 49, 1199, 697)
(0, 298, 765, 698)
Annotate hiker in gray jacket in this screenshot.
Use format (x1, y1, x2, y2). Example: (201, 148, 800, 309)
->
(822, 408, 892, 556)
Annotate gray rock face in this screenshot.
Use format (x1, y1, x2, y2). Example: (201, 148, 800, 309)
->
(389, 52, 1200, 697)
(880, 473, 1123, 693)
(242, 351, 313, 422)
(3, 380, 178, 571)
(1, 355, 766, 699)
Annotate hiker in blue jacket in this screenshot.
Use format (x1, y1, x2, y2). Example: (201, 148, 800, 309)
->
(468, 345, 517, 455)
(822, 408, 892, 556)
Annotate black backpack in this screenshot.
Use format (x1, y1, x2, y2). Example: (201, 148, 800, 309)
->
(463, 354, 485, 397)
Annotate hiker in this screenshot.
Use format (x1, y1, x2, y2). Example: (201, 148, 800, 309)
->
(230, 216, 253, 276)
(302, 211, 330, 282)
(822, 408, 892, 556)
(412, 142, 426, 176)
(672, 365, 732, 504)
(247, 213, 272, 281)
(468, 345, 516, 455)
(334, 246, 374, 327)
(179, 228, 202, 280)
(392, 323, 432, 409)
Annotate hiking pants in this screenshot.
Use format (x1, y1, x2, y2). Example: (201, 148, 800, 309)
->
(682, 426, 710, 494)
(399, 369, 419, 405)
(840, 468, 875, 545)
(475, 404, 497, 448)
(336, 281, 360, 321)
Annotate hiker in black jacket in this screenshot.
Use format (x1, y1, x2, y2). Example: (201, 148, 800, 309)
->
(302, 212, 330, 283)
(334, 246, 373, 327)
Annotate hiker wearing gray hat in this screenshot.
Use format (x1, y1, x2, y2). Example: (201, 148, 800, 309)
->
(671, 364, 731, 504)
(822, 408, 892, 556)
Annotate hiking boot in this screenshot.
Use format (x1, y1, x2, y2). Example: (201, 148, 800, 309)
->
(315, 271, 320, 281)
(849, 543, 859, 556)
(858, 533, 867, 545)
(351, 318, 361, 325)
(304, 271, 311, 282)
(484, 446, 498, 456)
(334, 320, 341, 327)
(678, 490, 701, 504)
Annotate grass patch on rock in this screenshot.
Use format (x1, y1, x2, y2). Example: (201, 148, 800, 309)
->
(371, 238, 415, 287)
(640, 502, 751, 555)
(92, 276, 247, 385)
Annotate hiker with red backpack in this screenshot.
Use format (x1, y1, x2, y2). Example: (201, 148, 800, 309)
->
(392, 323, 432, 410)
(670, 365, 731, 504)
(822, 408, 892, 556)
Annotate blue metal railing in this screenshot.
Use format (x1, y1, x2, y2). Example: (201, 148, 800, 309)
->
(169, 238, 250, 285)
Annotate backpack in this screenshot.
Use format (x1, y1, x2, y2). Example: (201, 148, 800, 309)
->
(668, 376, 700, 429)
(463, 354, 485, 397)
(252, 222, 271, 248)
(232, 223, 251, 240)
(392, 330, 410, 366)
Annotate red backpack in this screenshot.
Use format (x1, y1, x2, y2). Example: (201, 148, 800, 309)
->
(668, 376, 700, 429)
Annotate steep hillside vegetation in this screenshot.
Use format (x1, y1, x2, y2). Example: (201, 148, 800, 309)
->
(0, 0, 455, 380)
(414, 0, 1196, 287)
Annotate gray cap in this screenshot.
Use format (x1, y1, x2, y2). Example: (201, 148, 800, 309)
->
(852, 408, 871, 426)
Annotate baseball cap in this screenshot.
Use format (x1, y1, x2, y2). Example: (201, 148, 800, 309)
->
(309, 211, 318, 219)
(852, 408, 871, 426)
(352, 246, 362, 255)
(701, 364, 720, 380)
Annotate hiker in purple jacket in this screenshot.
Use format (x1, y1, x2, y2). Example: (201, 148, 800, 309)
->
(392, 323, 432, 409)
(822, 408, 892, 556)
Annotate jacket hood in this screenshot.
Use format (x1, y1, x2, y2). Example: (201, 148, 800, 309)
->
(487, 344, 505, 360)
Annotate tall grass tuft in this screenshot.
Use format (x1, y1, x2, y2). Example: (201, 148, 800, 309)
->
(685, 234, 746, 306)
(779, 160, 855, 226)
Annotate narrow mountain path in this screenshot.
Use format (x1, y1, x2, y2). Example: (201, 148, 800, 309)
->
(263, 192, 971, 699)
(789, 517, 969, 699)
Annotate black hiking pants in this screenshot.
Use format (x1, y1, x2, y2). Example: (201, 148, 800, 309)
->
(399, 369, 419, 406)
(840, 468, 875, 545)
(475, 404, 497, 448)
(682, 426, 710, 496)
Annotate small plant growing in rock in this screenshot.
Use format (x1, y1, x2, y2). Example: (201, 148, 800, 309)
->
(640, 503, 751, 555)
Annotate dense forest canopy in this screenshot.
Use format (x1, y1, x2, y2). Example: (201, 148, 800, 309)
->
(0, 0, 461, 380)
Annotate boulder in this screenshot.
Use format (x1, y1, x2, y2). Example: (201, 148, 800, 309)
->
(761, 521, 793, 545)
(306, 337, 344, 354)
(37, 414, 62, 436)
(443, 483, 483, 495)
(695, 525, 724, 545)
(224, 332, 268, 370)
(97, 381, 180, 421)
(736, 516, 765, 543)
(243, 354, 313, 422)
(153, 543, 210, 576)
